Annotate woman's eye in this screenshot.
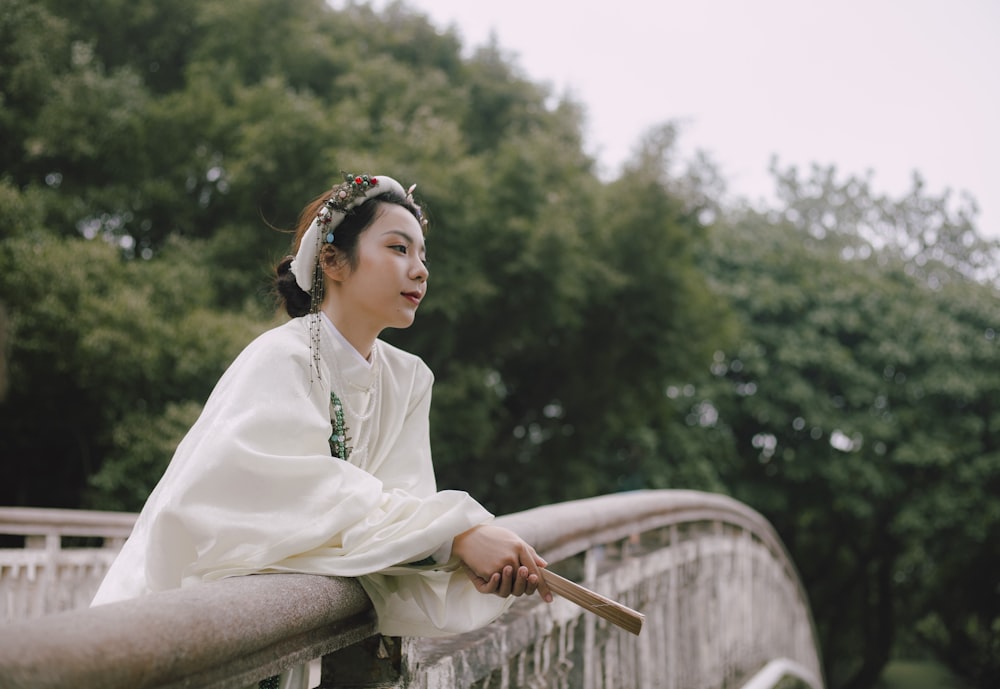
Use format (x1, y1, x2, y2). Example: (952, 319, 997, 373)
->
(390, 244, 407, 254)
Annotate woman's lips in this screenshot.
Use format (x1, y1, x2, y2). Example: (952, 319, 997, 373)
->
(402, 291, 422, 306)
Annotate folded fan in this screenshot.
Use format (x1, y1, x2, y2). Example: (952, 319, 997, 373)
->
(541, 569, 644, 635)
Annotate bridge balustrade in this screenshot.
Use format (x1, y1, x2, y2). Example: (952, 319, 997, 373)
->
(0, 507, 134, 621)
(0, 490, 824, 689)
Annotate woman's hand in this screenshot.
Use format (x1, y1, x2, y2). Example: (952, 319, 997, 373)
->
(453, 524, 553, 603)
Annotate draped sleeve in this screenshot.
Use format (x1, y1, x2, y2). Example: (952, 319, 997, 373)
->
(92, 317, 511, 636)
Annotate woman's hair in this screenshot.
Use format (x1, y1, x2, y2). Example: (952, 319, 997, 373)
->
(275, 187, 426, 318)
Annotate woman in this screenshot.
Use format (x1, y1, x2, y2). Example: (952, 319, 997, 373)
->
(92, 172, 551, 687)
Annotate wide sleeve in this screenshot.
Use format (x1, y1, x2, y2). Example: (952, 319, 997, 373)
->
(134, 325, 494, 592)
(343, 354, 514, 636)
(94, 322, 512, 636)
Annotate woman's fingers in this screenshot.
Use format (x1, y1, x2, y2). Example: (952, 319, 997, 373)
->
(453, 524, 553, 602)
(494, 565, 544, 599)
(525, 570, 539, 596)
(465, 565, 501, 594)
(512, 566, 531, 597)
(519, 543, 553, 602)
(497, 565, 514, 597)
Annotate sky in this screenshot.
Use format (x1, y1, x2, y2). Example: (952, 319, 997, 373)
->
(358, 0, 998, 238)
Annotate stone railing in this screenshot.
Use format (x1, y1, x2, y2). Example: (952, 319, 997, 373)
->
(0, 490, 825, 689)
(0, 507, 135, 621)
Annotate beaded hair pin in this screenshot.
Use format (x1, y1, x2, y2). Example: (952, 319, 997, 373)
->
(290, 171, 421, 295)
(317, 172, 425, 246)
(318, 173, 380, 244)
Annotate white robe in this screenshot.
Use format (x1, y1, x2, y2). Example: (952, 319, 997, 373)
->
(92, 314, 512, 639)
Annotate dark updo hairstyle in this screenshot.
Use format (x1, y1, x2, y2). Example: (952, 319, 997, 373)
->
(275, 187, 426, 318)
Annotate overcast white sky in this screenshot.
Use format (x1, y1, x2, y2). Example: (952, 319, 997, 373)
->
(356, 0, 998, 238)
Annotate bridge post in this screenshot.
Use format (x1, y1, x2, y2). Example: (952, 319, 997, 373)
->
(667, 523, 679, 689)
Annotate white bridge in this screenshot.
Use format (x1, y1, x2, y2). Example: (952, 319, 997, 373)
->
(0, 490, 824, 689)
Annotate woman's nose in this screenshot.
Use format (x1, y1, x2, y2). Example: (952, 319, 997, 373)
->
(412, 259, 429, 282)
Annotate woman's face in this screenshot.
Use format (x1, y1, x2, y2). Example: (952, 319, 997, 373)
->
(325, 203, 429, 334)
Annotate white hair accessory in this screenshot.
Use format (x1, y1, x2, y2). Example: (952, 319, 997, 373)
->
(290, 173, 409, 293)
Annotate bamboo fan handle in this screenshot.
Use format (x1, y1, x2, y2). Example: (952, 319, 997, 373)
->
(541, 569, 644, 635)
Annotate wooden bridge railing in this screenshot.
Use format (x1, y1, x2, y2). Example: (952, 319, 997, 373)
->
(0, 490, 825, 689)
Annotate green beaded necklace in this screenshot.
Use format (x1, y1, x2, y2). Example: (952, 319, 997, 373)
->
(329, 391, 352, 460)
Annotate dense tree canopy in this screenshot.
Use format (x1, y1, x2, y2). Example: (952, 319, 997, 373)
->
(0, 0, 997, 686)
(693, 167, 999, 689)
(0, 0, 730, 514)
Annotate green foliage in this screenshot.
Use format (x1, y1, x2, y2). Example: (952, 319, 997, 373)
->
(41, 0, 203, 93)
(0, 0, 71, 180)
(379, 118, 732, 513)
(0, 178, 46, 239)
(879, 660, 971, 689)
(769, 160, 998, 288)
(696, 169, 999, 688)
(0, 228, 269, 507)
(85, 401, 203, 511)
(1, 0, 729, 519)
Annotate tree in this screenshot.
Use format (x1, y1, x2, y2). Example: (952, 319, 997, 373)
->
(695, 167, 999, 688)
(1, 0, 731, 518)
(769, 160, 998, 288)
(0, 0, 70, 182)
(0, 227, 267, 507)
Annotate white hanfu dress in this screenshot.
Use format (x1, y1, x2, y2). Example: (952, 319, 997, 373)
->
(92, 314, 512, 686)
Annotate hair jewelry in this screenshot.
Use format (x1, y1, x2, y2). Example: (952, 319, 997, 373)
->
(291, 172, 420, 434)
(289, 172, 420, 294)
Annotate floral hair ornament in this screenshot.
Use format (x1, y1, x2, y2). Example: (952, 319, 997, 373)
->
(290, 172, 410, 293)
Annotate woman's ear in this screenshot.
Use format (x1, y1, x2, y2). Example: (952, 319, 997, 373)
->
(319, 245, 350, 283)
